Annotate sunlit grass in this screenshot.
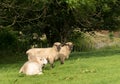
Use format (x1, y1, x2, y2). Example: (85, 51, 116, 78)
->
(0, 48, 120, 84)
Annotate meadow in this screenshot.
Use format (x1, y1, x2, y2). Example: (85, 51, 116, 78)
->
(0, 48, 120, 84)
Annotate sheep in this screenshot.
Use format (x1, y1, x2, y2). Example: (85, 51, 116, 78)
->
(19, 56, 47, 75)
(26, 42, 62, 68)
(58, 42, 73, 64)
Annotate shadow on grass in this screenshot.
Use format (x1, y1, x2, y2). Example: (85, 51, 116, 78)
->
(0, 50, 27, 64)
(1, 48, 120, 64)
(69, 48, 120, 60)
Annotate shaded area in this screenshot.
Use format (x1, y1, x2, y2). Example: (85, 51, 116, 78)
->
(1, 48, 120, 64)
(70, 48, 120, 60)
(0, 50, 27, 64)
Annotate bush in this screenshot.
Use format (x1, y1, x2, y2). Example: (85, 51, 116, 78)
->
(0, 28, 17, 50)
(69, 30, 95, 52)
(0, 28, 29, 52)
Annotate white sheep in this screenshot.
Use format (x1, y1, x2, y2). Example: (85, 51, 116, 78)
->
(26, 42, 62, 68)
(19, 56, 47, 75)
(58, 42, 73, 64)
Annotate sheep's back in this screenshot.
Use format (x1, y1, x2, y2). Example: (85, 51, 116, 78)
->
(22, 61, 42, 75)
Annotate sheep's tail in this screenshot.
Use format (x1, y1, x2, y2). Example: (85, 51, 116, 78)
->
(26, 49, 31, 56)
(26, 50, 29, 55)
(19, 66, 23, 73)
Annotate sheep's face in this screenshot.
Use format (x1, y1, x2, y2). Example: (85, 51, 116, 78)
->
(53, 42, 62, 52)
(36, 57, 48, 65)
(65, 42, 73, 51)
(40, 58, 48, 65)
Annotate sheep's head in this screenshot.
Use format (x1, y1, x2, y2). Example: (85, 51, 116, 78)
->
(65, 42, 73, 51)
(41, 58, 48, 65)
(36, 56, 48, 65)
(53, 42, 62, 52)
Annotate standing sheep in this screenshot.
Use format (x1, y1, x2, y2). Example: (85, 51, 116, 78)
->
(19, 56, 47, 75)
(58, 42, 73, 64)
(26, 42, 62, 68)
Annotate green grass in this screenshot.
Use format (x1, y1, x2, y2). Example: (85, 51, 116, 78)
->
(0, 48, 120, 84)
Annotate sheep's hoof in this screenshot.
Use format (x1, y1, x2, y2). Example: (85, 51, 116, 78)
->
(51, 66, 55, 68)
(51, 65, 55, 68)
(61, 62, 64, 64)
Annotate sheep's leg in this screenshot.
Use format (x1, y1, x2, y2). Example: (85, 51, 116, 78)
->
(60, 60, 64, 64)
(19, 66, 24, 73)
(60, 57, 65, 64)
(48, 58, 54, 68)
(51, 64, 54, 68)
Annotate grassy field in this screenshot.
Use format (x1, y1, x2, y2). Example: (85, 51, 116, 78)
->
(0, 48, 120, 84)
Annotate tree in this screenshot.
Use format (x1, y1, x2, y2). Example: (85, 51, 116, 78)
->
(71, 0, 120, 31)
(43, 0, 75, 44)
(0, 0, 120, 47)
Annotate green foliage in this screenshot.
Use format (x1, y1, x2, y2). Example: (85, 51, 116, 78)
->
(0, 0, 120, 48)
(0, 27, 29, 52)
(69, 30, 120, 51)
(109, 32, 114, 40)
(0, 28, 18, 49)
(69, 30, 95, 51)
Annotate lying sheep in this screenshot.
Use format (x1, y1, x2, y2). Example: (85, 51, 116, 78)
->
(58, 42, 73, 64)
(19, 56, 47, 75)
(26, 42, 62, 68)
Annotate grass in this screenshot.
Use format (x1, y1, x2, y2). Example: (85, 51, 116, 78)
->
(0, 48, 120, 84)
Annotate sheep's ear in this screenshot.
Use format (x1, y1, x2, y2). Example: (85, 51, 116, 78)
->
(65, 43, 69, 46)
